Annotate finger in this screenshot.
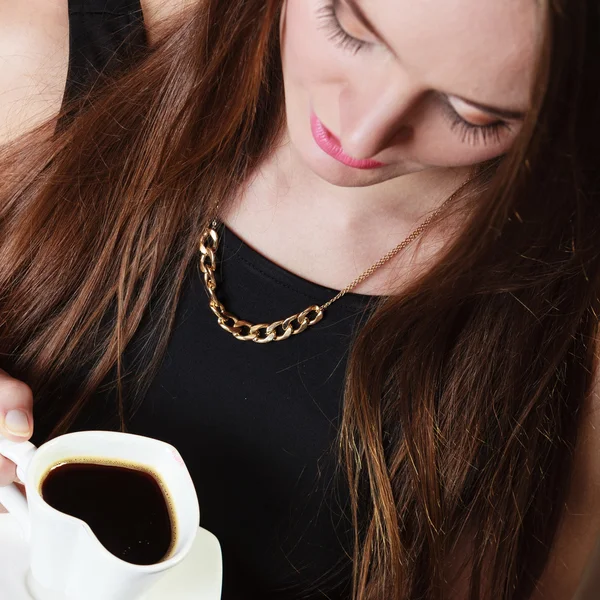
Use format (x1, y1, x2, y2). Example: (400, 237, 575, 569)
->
(0, 368, 33, 441)
(0, 453, 17, 487)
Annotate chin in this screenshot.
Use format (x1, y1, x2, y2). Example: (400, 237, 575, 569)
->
(299, 144, 423, 188)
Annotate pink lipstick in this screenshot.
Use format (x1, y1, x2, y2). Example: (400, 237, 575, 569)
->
(310, 111, 385, 170)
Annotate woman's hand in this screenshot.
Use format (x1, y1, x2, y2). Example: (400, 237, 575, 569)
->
(0, 368, 34, 491)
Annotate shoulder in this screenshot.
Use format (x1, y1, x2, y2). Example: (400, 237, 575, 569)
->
(0, 0, 193, 144)
(532, 333, 600, 598)
(0, 0, 69, 144)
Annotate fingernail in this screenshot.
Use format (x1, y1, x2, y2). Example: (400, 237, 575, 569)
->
(4, 410, 31, 436)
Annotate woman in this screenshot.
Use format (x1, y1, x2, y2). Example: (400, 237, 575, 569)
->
(0, 0, 599, 598)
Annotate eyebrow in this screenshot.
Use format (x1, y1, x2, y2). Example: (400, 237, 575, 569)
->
(343, 0, 527, 122)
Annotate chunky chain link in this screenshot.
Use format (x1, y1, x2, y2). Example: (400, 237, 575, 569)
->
(199, 224, 324, 343)
(198, 175, 474, 343)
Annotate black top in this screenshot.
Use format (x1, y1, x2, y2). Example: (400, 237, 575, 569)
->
(38, 2, 382, 598)
(61, 0, 147, 107)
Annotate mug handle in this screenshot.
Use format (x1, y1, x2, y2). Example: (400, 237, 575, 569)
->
(0, 435, 37, 539)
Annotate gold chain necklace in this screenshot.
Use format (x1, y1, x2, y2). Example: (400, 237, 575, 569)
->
(198, 178, 473, 343)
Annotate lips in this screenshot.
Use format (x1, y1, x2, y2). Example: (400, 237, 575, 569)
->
(310, 111, 385, 170)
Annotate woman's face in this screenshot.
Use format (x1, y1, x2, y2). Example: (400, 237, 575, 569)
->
(279, 0, 540, 187)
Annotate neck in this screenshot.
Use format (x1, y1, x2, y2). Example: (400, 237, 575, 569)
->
(220, 132, 474, 296)
(231, 133, 472, 237)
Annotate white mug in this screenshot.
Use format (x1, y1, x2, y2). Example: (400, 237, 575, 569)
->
(0, 430, 200, 600)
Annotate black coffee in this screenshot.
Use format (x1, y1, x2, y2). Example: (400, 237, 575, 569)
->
(40, 460, 174, 565)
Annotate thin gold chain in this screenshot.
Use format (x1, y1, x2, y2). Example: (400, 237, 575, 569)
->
(198, 177, 474, 343)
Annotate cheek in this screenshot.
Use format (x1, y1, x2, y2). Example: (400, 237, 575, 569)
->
(412, 123, 519, 167)
(280, 1, 343, 97)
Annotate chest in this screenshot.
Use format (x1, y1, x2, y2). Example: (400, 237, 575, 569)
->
(95, 244, 373, 598)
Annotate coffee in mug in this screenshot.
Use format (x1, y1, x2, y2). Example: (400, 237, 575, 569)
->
(0, 430, 202, 600)
(40, 458, 176, 566)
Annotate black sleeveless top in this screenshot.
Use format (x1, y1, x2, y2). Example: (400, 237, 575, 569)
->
(35, 2, 381, 598)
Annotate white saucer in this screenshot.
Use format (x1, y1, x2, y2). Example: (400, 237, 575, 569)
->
(0, 513, 222, 600)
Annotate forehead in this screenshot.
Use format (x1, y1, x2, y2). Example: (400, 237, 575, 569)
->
(360, 0, 541, 108)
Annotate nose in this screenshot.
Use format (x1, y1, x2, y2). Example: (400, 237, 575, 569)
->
(338, 74, 422, 160)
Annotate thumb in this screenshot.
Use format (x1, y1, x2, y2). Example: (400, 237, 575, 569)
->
(0, 368, 34, 441)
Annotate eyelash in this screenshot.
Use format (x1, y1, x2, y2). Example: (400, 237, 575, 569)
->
(442, 101, 512, 146)
(316, 0, 512, 147)
(316, 1, 368, 55)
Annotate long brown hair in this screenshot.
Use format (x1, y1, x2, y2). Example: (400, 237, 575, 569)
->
(1, 1, 598, 598)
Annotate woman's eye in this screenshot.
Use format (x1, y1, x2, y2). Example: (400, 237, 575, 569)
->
(441, 99, 513, 147)
(316, 0, 369, 55)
